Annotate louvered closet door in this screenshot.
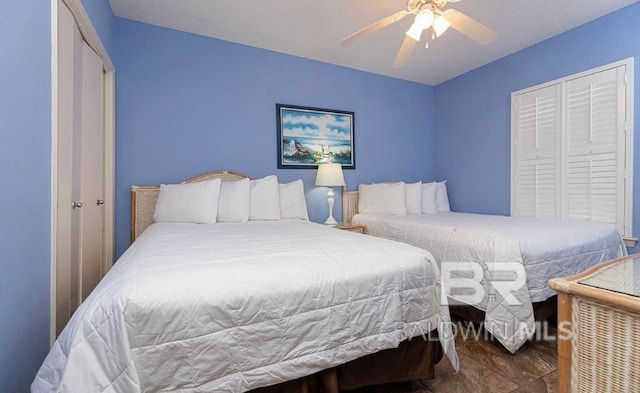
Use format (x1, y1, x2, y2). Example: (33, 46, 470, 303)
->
(513, 84, 562, 218)
(565, 67, 625, 230)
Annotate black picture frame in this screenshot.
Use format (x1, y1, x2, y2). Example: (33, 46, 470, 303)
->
(276, 103, 355, 169)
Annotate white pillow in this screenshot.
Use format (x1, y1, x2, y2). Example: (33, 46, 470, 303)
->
(250, 175, 281, 221)
(421, 182, 438, 214)
(153, 178, 221, 224)
(217, 178, 250, 223)
(405, 181, 422, 215)
(358, 182, 407, 215)
(436, 181, 451, 212)
(279, 180, 309, 220)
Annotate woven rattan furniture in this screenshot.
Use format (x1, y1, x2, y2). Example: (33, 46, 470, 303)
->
(548, 254, 640, 393)
(335, 222, 365, 234)
(130, 170, 251, 242)
(342, 187, 359, 225)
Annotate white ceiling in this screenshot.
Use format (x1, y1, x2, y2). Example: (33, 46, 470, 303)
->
(108, 0, 638, 86)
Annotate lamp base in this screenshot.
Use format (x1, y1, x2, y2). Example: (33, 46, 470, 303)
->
(324, 217, 338, 226)
(324, 187, 337, 226)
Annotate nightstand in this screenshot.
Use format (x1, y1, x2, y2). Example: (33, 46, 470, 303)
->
(548, 253, 640, 393)
(335, 223, 365, 234)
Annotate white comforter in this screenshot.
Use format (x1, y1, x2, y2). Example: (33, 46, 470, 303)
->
(33, 221, 457, 393)
(353, 212, 625, 352)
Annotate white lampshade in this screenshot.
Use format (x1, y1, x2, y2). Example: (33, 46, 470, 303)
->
(433, 15, 451, 37)
(406, 9, 433, 41)
(414, 9, 434, 30)
(405, 23, 423, 41)
(315, 163, 345, 187)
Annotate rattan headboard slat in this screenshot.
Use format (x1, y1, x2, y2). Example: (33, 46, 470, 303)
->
(342, 188, 359, 225)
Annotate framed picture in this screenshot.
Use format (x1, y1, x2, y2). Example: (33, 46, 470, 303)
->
(277, 104, 355, 169)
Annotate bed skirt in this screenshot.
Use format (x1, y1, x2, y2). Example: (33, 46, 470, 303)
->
(450, 295, 558, 326)
(252, 332, 443, 393)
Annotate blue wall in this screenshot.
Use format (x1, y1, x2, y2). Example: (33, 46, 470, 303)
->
(0, 2, 51, 391)
(434, 3, 640, 253)
(113, 18, 435, 257)
(0, 1, 113, 390)
(3, 4, 633, 389)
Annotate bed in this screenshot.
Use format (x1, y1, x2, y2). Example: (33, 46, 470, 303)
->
(343, 188, 626, 353)
(32, 171, 458, 393)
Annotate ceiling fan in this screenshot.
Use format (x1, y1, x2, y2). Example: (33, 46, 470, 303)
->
(341, 0, 498, 68)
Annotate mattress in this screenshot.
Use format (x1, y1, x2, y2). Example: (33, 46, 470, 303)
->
(32, 220, 458, 393)
(352, 212, 625, 352)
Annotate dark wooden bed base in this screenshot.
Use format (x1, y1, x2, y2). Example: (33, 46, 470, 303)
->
(449, 295, 558, 327)
(252, 331, 443, 393)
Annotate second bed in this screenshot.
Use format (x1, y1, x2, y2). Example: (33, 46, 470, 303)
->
(344, 189, 625, 352)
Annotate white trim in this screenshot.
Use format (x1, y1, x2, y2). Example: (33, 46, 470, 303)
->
(50, 0, 59, 348)
(510, 96, 516, 215)
(50, 0, 115, 345)
(512, 58, 633, 97)
(61, 0, 114, 72)
(623, 60, 634, 241)
(103, 70, 115, 275)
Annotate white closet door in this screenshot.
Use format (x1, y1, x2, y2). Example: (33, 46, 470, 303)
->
(56, 1, 80, 334)
(56, 0, 106, 334)
(69, 8, 84, 313)
(565, 66, 624, 229)
(512, 84, 562, 218)
(511, 60, 631, 239)
(79, 41, 105, 302)
(56, 0, 85, 332)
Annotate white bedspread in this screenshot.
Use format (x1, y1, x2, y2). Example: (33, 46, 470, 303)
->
(353, 212, 625, 352)
(32, 221, 457, 393)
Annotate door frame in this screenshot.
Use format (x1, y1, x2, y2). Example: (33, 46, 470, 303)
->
(50, 0, 115, 345)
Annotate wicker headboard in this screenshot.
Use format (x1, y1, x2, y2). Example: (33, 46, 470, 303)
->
(342, 182, 409, 224)
(130, 170, 251, 242)
(342, 188, 359, 225)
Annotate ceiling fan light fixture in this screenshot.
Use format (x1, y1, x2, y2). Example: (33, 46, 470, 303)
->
(414, 9, 434, 30)
(433, 15, 452, 37)
(406, 23, 423, 41)
(341, 0, 499, 69)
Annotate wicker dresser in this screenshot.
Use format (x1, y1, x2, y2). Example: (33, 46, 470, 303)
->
(548, 254, 640, 393)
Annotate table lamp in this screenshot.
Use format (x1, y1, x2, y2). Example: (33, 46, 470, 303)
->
(315, 163, 345, 225)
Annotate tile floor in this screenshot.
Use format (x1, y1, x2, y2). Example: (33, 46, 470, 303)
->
(352, 321, 558, 393)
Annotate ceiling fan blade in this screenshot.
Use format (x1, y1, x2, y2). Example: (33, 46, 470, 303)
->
(392, 35, 418, 68)
(341, 10, 408, 47)
(444, 9, 497, 45)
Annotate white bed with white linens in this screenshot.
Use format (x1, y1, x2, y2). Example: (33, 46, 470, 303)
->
(32, 171, 458, 393)
(344, 180, 626, 353)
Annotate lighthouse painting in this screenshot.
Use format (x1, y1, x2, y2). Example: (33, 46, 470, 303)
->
(277, 104, 355, 169)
